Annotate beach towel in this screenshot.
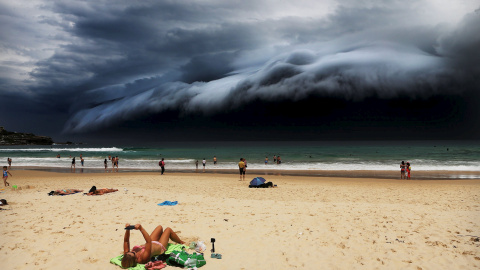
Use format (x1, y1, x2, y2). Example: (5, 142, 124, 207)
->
(157, 201, 178, 206)
(110, 244, 188, 269)
(110, 255, 147, 270)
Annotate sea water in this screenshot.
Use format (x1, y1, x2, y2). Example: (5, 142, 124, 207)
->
(1, 141, 479, 177)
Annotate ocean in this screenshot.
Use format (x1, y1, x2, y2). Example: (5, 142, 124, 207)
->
(1, 141, 479, 178)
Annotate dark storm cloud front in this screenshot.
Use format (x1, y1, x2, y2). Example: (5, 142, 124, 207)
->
(0, 1, 479, 141)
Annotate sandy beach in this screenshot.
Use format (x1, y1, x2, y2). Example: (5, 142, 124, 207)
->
(0, 170, 479, 270)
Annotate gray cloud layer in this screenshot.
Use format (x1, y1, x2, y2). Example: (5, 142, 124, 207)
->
(1, 0, 479, 136)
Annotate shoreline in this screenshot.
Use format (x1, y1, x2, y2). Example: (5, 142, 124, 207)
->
(8, 166, 480, 180)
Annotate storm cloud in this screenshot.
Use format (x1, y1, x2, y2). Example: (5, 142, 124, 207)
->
(1, 0, 479, 140)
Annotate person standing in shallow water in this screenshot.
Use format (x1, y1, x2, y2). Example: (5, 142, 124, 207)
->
(400, 161, 406, 179)
(238, 158, 246, 181)
(202, 158, 206, 172)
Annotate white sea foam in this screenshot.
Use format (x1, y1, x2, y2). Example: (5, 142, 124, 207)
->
(2, 158, 479, 171)
(0, 147, 123, 152)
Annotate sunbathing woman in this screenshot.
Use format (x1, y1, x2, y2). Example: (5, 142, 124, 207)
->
(48, 189, 83, 195)
(121, 223, 185, 268)
(86, 188, 118, 195)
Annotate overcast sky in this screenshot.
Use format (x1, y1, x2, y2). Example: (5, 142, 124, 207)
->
(1, 0, 479, 143)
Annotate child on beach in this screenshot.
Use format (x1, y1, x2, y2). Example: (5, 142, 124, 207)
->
(406, 162, 411, 180)
(3, 166, 12, 187)
(121, 223, 185, 267)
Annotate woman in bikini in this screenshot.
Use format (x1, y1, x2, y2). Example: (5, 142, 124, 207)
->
(55, 189, 83, 195)
(121, 223, 185, 268)
(86, 188, 118, 195)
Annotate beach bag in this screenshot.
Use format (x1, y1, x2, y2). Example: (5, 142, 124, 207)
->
(0, 199, 7, 205)
(166, 250, 206, 268)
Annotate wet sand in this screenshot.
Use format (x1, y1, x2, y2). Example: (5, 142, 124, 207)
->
(0, 170, 479, 269)
(12, 166, 480, 180)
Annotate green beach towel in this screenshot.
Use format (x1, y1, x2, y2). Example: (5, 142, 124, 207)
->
(110, 244, 188, 269)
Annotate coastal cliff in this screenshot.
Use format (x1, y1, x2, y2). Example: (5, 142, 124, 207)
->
(0, 126, 53, 145)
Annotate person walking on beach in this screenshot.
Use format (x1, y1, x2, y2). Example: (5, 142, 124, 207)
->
(202, 158, 206, 172)
(3, 166, 12, 187)
(159, 158, 165, 175)
(115, 156, 119, 172)
(7, 158, 12, 169)
(238, 158, 246, 181)
(213, 156, 217, 165)
(400, 161, 406, 179)
(195, 160, 199, 171)
(104, 159, 108, 172)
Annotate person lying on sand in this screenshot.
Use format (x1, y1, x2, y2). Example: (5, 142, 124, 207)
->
(86, 188, 118, 196)
(122, 223, 185, 268)
(48, 189, 83, 196)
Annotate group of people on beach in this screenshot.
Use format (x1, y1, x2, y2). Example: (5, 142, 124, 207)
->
(400, 161, 412, 179)
(266, 155, 282, 164)
(193, 157, 213, 173)
(70, 154, 86, 171)
(68, 154, 120, 173)
(48, 186, 119, 196)
(107, 155, 119, 172)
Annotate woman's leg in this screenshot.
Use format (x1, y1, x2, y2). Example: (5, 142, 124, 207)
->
(150, 225, 164, 241)
(159, 227, 184, 248)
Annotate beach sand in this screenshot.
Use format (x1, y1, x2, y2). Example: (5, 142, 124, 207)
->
(0, 170, 479, 269)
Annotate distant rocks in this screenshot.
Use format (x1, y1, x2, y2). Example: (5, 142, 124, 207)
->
(0, 126, 54, 145)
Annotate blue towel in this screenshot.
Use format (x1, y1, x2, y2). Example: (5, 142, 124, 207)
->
(158, 201, 178, 206)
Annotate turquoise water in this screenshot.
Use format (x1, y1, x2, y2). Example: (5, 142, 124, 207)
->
(1, 141, 479, 175)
